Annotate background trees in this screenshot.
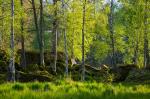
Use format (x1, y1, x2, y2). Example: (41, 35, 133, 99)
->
(0, 0, 150, 81)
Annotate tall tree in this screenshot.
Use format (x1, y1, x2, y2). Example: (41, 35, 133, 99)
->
(0, 0, 4, 48)
(71, 2, 75, 60)
(109, 0, 116, 68)
(144, 0, 149, 68)
(31, 0, 45, 66)
(81, 0, 86, 81)
(39, 0, 45, 66)
(8, 0, 15, 82)
(133, 33, 139, 65)
(20, 0, 26, 68)
(62, 0, 69, 77)
(52, 0, 58, 72)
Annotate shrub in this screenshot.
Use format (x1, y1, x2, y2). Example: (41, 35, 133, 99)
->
(44, 84, 51, 91)
(29, 83, 42, 91)
(12, 83, 24, 91)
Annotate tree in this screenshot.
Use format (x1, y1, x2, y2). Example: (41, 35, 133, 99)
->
(0, 0, 4, 48)
(62, 0, 69, 77)
(39, 0, 45, 66)
(144, 0, 149, 68)
(31, 0, 45, 66)
(20, 0, 26, 68)
(8, 0, 15, 82)
(81, 0, 86, 81)
(52, 0, 58, 72)
(109, 0, 116, 68)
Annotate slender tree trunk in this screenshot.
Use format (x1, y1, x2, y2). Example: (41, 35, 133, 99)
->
(71, 28, 75, 59)
(31, 0, 44, 66)
(109, 0, 116, 68)
(31, 0, 40, 54)
(133, 35, 139, 65)
(52, 0, 58, 72)
(20, 0, 26, 68)
(40, 0, 45, 66)
(144, 0, 149, 68)
(81, 0, 86, 81)
(8, 0, 15, 82)
(0, 0, 4, 48)
(64, 29, 68, 77)
(71, 7, 75, 60)
(62, 0, 69, 77)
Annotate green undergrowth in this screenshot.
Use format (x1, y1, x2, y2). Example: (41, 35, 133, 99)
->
(0, 80, 150, 99)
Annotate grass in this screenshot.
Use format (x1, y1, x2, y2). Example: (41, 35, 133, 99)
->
(0, 80, 150, 99)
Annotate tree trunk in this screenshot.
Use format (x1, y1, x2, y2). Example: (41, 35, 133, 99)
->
(31, 0, 44, 66)
(62, 0, 69, 77)
(144, 0, 149, 68)
(8, 0, 15, 82)
(40, 0, 45, 66)
(52, 0, 58, 72)
(0, 0, 4, 48)
(133, 35, 139, 65)
(71, 5, 75, 60)
(109, 0, 116, 68)
(81, 0, 86, 81)
(64, 29, 68, 77)
(20, 0, 26, 68)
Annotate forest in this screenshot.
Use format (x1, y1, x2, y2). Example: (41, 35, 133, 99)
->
(0, 0, 150, 99)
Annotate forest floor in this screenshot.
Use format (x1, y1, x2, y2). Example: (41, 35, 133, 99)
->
(0, 80, 150, 99)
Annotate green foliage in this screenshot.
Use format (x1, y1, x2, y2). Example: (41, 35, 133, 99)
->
(26, 64, 39, 72)
(28, 82, 42, 91)
(43, 83, 51, 91)
(0, 82, 150, 99)
(12, 83, 24, 91)
(0, 0, 149, 67)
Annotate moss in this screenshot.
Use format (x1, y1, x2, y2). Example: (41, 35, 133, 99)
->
(0, 74, 6, 83)
(17, 50, 65, 66)
(0, 61, 7, 73)
(112, 64, 138, 82)
(25, 64, 39, 72)
(16, 71, 53, 82)
(126, 69, 150, 83)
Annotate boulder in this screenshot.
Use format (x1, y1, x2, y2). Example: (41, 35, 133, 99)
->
(114, 64, 138, 82)
(16, 71, 53, 82)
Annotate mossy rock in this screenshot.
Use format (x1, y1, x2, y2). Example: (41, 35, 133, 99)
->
(0, 61, 8, 73)
(125, 69, 150, 83)
(113, 64, 138, 82)
(0, 49, 9, 61)
(16, 71, 53, 82)
(25, 64, 39, 72)
(0, 74, 7, 83)
(17, 50, 65, 66)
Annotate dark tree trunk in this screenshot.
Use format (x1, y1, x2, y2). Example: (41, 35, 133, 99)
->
(40, 0, 45, 66)
(109, 0, 116, 69)
(133, 36, 139, 65)
(31, 0, 45, 66)
(0, 0, 4, 48)
(71, 6, 75, 60)
(144, 0, 149, 68)
(20, 0, 26, 68)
